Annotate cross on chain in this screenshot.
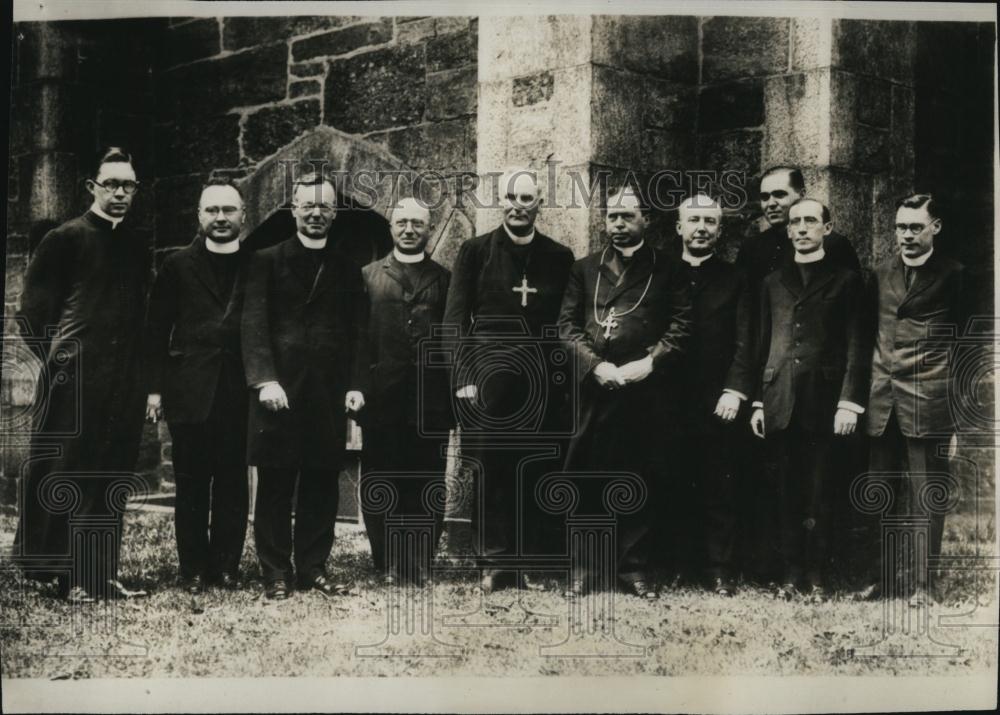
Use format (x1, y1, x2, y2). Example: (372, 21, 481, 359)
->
(597, 306, 619, 339)
(512, 275, 538, 307)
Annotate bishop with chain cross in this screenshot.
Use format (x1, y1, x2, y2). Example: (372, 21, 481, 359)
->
(557, 186, 692, 600)
(442, 169, 575, 593)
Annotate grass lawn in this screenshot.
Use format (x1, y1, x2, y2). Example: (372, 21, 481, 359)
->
(1, 507, 996, 679)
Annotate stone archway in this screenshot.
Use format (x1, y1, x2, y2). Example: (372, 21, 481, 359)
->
(235, 125, 475, 269)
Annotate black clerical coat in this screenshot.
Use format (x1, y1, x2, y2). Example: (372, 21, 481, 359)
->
(559, 244, 692, 476)
(756, 259, 868, 435)
(675, 256, 754, 430)
(145, 237, 249, 427)
(442, 226, 574, 432)
(736, 225, 861, 292)
(867, 252, 969, 438)
(242, 237, 369, 469)
(14, 210, 150, 586)
(361, 253, 452, 430)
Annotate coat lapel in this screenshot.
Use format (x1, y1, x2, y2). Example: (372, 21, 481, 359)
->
(189, 238, 225, 307)
(798, 258, 837, 302)
(604, 244, 654, 305)
(899, 252, 939, 311)
(412, 259, 443, 297)
(778, 260, 803, 299)
(285, 238, 318, 295)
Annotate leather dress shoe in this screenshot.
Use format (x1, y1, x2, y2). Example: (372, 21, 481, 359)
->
(712, 576, 735, 597)
(302, 574, 349, 598)
(807, 584, 829, 604)
(908, 587, 933, 609)
(621, 575, 657, 599)
(217, 572, 239, 591)
(107, 580, 148, 600)
(264, 579, 290, 601)
(776, 582, 798, 601)
(180, 574, 204, 595)
(65, 586, 95, 605)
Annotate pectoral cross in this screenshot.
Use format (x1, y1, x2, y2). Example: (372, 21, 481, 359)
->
(512, 275, 538, 307)
(597, 307, 619, 339)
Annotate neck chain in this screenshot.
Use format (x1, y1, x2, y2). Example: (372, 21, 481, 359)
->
(593, 245, 656, 339)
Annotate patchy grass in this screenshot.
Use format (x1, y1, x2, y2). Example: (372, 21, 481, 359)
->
(0, 508, 996, 679)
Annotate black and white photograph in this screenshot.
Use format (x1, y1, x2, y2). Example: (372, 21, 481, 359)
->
(0, 1, 997, 712)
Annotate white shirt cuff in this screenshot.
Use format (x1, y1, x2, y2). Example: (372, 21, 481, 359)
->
(752, 400, 763, 409)
(723, 389, 747, 401)
(838, 400, 865, 415)
(254, 381, 279, 390)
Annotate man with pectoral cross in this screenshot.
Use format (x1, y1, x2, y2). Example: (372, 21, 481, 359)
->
(442, 169, 574, 593)
(558, 186, 692, 598)
(749, 198, 867, 603)
(145, 177, 251, 595)
(242, 172, 370, 601)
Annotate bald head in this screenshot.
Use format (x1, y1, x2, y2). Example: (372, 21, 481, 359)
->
(677, 194, 722, 257)
(390, 196, 434, 255)
(500, 169, 542, 237)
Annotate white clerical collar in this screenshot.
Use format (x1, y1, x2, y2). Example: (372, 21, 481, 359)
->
(901, 248, 934, 267)
(681, 250, 713, 267)
(297, 232, 327, 250)
(794, 247, 825, 264)
(205, 237, 240, 255)
(614, 240, 644, 258)
(502, 222, 535, 246)
(393, 248, 425, 264)
(90, 202, 123, 229)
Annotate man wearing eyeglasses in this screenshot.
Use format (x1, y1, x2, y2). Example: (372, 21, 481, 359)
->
(242, 172, 369, 601)
(865, 193, 970, 607)
(13, 147, 150, 602)
(144, 177, 250, 596)
(359, 197, 452, 584)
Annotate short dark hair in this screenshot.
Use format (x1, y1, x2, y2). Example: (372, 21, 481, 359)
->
(292, 170, 337, 195)
(896, 193, 939, 220)
(201, 175, 243, 200)
(605, 184, 649, 213)
(92, 146, 133, 177)
(789, 197, 831, 223)
(761, 165, 806, 193)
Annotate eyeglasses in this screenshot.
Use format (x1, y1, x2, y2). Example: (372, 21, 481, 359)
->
(201, 206, 242, 218)
(93, 178, 139, 194)
(295, 203, 336, 215)
(895, 223, 929, 235)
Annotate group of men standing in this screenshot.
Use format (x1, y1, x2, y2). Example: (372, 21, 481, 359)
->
(12, 147, 970, 609)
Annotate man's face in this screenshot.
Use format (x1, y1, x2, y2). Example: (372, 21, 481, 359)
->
(759, 171, 803, 227)
(677, 206, 722, 256)
(787, 200, 831, 254)
(292, 181, 337, 239)
(895, 205, 940, 259)
(390, 199, 432, 255)
(605, 193, 648, 248)
(500, 174, 541, 233)
(87, 161, 138, 218)
(198, 185, 244, 243)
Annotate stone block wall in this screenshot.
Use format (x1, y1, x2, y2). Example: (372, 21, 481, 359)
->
(153, 15, 479, 264)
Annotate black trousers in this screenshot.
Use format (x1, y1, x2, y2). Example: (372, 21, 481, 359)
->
(766, 422, 835, 586)
(361, 424, 446, 576)
(169, 408, 248, 579)
(869, 410, 951, 585)
(254, 466, 340, 584)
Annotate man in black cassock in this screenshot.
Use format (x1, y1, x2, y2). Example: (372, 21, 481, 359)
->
(360, 197, 452, 584)
(558, 187, 691, 599)
(749, 198, 867, 601)
(13, 147, 150, 602)
(736, 166, 862, 584)
(668, 194, 754, 596)
(442, 170, 574, 592)
(242, 173, 369, 601)
(145, 177, 250, 594)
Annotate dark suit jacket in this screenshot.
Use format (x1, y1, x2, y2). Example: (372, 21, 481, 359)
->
(756, 259, 868, 435)
(242, 236, 370, 469)
(675, 256, 754, 427)
(361, 253, 452, 429)
(867, 251, 969, 438)
(736, 224, 861, 292)
(145, 237, 249, 425)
